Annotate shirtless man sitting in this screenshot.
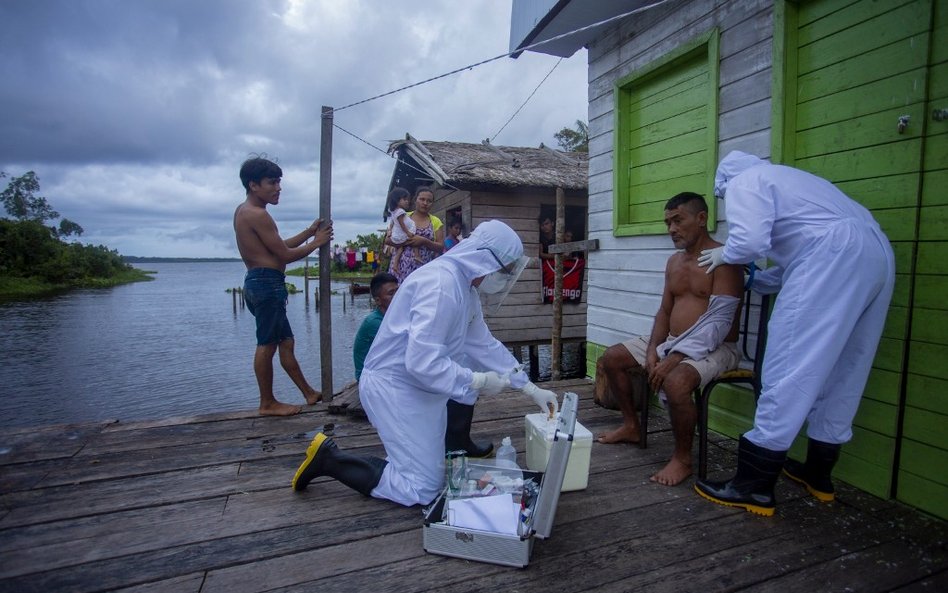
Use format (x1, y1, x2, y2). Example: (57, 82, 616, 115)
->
(598, 192, 743, 486)
(234, 156, 333, 416)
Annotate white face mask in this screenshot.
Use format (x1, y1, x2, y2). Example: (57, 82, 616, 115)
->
(479, 255, 530, 314)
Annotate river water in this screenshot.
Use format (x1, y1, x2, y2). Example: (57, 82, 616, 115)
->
(0, 262, 580, 429)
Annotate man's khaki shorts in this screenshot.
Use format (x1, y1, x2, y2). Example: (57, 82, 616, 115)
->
(621, 335, 741, 390)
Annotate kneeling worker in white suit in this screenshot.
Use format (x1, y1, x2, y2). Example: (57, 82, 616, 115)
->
(291, 220, 559, 506)
(695, 151, 895, 516)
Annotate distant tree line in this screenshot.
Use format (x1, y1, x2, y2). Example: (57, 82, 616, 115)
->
(0, 171, 144, 287)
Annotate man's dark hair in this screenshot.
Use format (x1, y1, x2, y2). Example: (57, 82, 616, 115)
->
(664, 192, 708, 214)
(387, 187, 410, 212)
(240, 157, 283, 192)
(370, 272, 399, 297)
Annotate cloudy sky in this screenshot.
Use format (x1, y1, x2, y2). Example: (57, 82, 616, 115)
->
(0, 0, 588, 257)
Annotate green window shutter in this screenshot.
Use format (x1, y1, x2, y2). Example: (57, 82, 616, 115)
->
(613, 29, 719, 236)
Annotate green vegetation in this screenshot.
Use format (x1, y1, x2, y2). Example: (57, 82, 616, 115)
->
(286, 230, 388, 277)
(554, 120, 589, 153)
(285, 267, 375, 280)
(0, 171, 153, 300)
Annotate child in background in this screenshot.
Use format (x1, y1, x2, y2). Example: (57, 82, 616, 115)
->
(443, 217, 464, 251)
(387, 187, 421, 270)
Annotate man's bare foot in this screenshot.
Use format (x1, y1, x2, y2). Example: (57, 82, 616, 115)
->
(304, 389, 322, 406)
(650, 457, 693, 486)
(259, 402, 303, 416)
(597, 425, 640, 444)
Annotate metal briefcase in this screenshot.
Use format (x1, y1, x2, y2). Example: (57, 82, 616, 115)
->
(421, 391, 579, 567)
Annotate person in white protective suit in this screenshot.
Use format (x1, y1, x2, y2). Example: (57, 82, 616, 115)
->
(694, 151, 895, 516)
(290, 220, 560, 506)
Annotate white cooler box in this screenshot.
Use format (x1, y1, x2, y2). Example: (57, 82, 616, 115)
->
(525, 410, 591, 491)
(422, 392, 580, 567)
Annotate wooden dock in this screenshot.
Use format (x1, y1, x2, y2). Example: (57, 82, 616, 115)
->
(1, 378, 945, 592)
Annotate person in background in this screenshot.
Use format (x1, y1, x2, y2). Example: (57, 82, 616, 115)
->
(443, 217, 464, 251)
(233, 156, 333, 416)
(291, 220, 557, 506)
(386, 187, 420, 272)
(387, 186, 444, 283)
(597, 192, 743, 486)
(538, 214, 555, 262)
(694, 151, 895, 516)
(352, 273, 398, 381)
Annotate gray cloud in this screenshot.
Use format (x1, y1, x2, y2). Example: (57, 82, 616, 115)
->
(0, 0, 587, 257)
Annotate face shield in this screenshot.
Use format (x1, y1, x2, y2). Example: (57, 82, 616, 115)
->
(477, 248, 530, 315)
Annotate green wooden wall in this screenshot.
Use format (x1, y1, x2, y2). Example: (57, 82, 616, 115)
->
(775, 0, 946, 520)
(613, 30, 719, 236)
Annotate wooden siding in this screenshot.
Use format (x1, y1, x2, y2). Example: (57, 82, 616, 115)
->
(903, 0, 948, 519)
(430, 188, 588, 345)
(584, 0, 774, 362)
(772, 0, 946, 519)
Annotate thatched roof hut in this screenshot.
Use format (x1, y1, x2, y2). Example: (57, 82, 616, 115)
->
(387, 134, 588, 196)
(383, 133, 590, 361)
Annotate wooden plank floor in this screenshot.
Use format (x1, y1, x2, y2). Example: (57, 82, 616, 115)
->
(0, 378, 945, 592)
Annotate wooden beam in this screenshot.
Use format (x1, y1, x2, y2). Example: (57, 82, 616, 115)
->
(480, 139, 515, 161)
(552, 187, 565, 381)
(541, 144, 578, 165)
(547, 238, 599, 254)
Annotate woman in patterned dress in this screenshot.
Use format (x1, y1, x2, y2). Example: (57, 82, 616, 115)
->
(388, 186, 444, 283)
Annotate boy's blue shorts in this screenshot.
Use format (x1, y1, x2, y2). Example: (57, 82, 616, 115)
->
(244, 268, 294, 346)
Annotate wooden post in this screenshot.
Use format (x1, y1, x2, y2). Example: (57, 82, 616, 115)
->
(319, 106, 334, 401)
(552, 187, 565, 381)
(529, 345, 540, 382)
(304, 257, 309, 306)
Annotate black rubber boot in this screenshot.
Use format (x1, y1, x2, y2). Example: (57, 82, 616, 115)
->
(292, 433, 387, 496)
(694, 436, 787, 517)
(783, 438, 841, 502)
(445, 400, 493, 458)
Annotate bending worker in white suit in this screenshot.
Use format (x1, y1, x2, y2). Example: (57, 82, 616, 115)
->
(291, 219, 559, 506)
(695, 151, 895, 516)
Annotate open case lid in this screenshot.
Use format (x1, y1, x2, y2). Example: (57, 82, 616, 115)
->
(531, 391, 578, 539)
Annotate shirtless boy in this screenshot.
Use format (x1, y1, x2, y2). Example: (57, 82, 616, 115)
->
(598, 192, 743, 485)
(234, 157, 333, 416)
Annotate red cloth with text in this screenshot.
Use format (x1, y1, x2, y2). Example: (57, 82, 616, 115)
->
(541, 258, 584, 303)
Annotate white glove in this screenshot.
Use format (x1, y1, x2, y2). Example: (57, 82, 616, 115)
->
(470, 371, 509, 396)
(521, 382, 559, 417)
(697, 246, 726, 275)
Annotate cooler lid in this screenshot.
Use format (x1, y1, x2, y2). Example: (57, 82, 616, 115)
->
(531, 391, 578, 539)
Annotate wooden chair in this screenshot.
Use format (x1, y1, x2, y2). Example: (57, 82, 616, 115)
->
(695, 291, 771, 479)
